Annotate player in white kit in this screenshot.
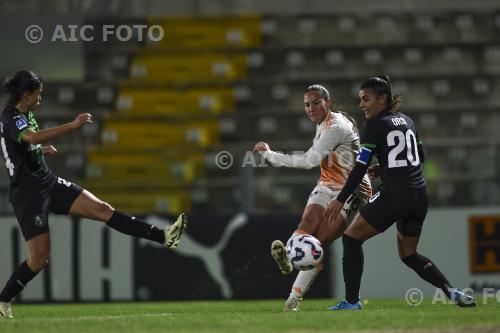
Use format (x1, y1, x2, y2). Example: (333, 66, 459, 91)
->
(253, 84, 372, 310)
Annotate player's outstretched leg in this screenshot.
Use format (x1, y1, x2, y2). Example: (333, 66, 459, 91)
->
(271, 240, 293, 275)
(0, 302, 13, 318)
(164, 213, 188, 249)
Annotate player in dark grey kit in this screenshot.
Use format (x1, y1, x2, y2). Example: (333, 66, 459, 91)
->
(324, 75, 476, 310)
(0, 70, 187, 318)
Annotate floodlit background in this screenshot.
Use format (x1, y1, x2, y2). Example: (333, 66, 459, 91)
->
(0, 0, 499, 302)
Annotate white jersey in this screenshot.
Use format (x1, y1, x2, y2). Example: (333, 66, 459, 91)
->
(262, 111, 372, 196)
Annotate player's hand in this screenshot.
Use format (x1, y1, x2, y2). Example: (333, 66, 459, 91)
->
(71, 113, 93, 129)
(367, 164, 380, 180)
(323, 199, 343, 224)
(42, 145, 58, 156)
(253, 142, 270, 154)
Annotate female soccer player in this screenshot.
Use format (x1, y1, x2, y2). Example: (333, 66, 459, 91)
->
(324, 75, 476, 310)
(0, 70, 187, 318)
(253, 84, 372, 311)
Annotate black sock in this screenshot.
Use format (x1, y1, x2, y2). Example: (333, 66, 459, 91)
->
(342, 234, 364, 304)
(107, 211, 165, 244)
(401, 253, 452, 298)
(0, 261, 38, 302)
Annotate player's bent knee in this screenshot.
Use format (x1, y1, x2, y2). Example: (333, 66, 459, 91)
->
(400, 253, 419, 267)
(95, 200, 114, 214)
(102, 200, 114, 211)
(29, 255, 50, 272)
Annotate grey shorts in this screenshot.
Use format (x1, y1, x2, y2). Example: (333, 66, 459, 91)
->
(306, 185, 369, 225)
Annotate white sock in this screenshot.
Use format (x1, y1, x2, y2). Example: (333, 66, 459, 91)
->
(290, 267, 321, 299)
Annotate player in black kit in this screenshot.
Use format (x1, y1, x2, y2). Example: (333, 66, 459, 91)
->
(324, 75, 476, 310)
(0, 70, 187, 318)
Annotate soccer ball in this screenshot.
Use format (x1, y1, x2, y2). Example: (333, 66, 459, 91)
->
(286, 234, 323, 270)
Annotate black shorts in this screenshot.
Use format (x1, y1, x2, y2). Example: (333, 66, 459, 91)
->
(359, 187, 428, 237)
(13, 177, 84, 241)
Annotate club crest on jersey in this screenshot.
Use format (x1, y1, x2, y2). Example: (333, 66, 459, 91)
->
(15, 118, 28, 130)
(35, 215, 47, 227)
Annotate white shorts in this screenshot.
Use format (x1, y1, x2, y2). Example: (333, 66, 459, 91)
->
(306, 185, 369, 225)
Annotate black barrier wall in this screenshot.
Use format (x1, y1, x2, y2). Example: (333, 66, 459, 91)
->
(0, 213, 332, 302)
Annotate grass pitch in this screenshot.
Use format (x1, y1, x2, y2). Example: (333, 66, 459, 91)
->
(1, 299, 499, 333)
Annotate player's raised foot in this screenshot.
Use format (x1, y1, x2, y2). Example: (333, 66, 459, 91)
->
(284, 295, 301, 311)
(327, 299, 363, 311)
(271, 240, 293, 275)
(449, 288, 476, 308)
(0, 302, 13, 318)
(164, 213, 188, 249)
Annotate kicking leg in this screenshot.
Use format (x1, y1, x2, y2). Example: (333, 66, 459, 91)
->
(69, 190, 187, 249)
(284, 204, 343, 311)
(271, 204, 324, 275)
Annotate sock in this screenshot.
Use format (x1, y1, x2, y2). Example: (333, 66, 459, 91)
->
(292, 230, 307, 237)
(0, 261, 38, 302)
(342, 234, 364, 304)
(290, 264, 323, 299)
(107, 211, 165, 244)
(402, 253, 452, 298)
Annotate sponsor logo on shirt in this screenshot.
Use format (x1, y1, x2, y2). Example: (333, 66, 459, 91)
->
(15, 118, 28, 131)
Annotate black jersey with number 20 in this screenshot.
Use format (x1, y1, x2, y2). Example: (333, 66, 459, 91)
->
(356, 110, 426, 194)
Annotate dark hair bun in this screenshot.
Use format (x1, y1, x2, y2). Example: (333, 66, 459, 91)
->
(377, 74, 391, 85)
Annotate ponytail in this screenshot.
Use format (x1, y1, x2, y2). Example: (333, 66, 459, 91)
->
(361, 74, 401, 111)
(3, 70, 42, 107)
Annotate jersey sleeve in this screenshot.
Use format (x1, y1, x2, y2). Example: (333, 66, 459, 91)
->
(356, 120, 377, 166)
(336, 162, 369, 203)
(262, 126, 347, 169)
(4, 114, 33, 143)
(336, 120, 378, 203)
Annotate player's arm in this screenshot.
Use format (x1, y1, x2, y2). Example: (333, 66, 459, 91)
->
(323, 150, 373, 222)
(324, 122, 377, 222)
(367, 163, 380, 179)
(337, 143, 374, 204)
(21, 113, 92, 145)
(258, 127, 346, 169)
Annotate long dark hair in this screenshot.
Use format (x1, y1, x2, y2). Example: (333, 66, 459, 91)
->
(360, 74, 401, 111)
(3, 70, 42, 107)
(304, 84, 358, 128)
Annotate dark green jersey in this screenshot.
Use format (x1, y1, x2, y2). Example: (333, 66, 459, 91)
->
(0, 105, 57, 203)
